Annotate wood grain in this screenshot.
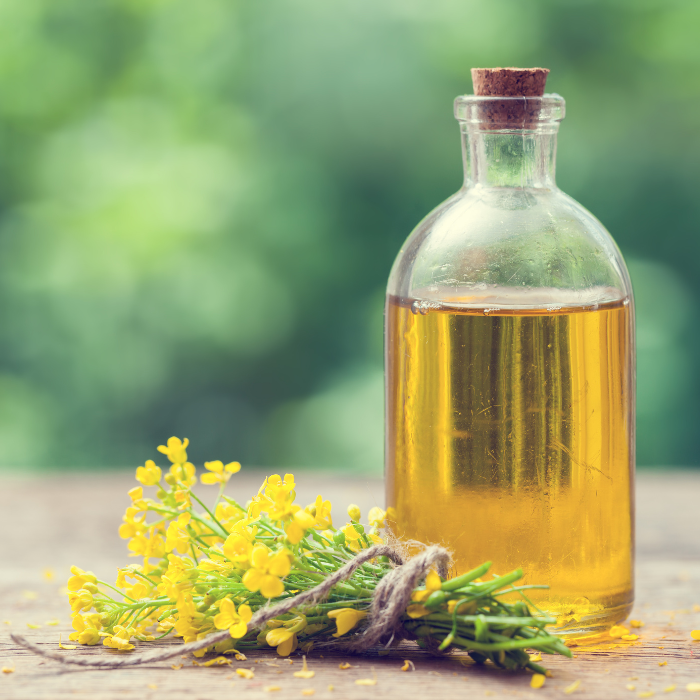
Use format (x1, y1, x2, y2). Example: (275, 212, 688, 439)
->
(1, 469, 699, 699)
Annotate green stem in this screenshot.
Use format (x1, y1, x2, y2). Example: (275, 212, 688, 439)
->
(213, 480, 227, 510)
(427, 613, 552, 628)
(131, 569, 159, 585)
(188, 505, 227, 537)
(441, 562, 492, 591)
(418, 628, 570, 654)
(97, 580, 138, 603)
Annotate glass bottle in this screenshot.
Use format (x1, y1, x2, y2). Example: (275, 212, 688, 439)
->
(385, 84, 635, 636)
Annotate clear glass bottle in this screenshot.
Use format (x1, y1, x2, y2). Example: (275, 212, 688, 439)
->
(385, 90, 635, 636)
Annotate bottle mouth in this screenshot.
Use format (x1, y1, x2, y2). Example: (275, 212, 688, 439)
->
(454, 94, 565, 131)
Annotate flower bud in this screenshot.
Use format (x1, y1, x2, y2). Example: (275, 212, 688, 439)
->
(333, 531, 346, 545)
(347, 504, 361, 522)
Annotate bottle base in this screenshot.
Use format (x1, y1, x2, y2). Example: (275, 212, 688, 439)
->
(546, 602, 634, 639)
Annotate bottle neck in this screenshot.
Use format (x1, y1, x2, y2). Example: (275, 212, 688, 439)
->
(460, 127, 558, 189)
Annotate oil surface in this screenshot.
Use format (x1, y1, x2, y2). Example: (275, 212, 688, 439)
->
(385, 293, 634, 633)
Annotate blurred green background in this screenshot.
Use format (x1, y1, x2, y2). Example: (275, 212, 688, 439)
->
(0, 0, 697, 471)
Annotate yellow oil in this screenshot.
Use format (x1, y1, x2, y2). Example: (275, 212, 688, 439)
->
(385, 293, 634, 635)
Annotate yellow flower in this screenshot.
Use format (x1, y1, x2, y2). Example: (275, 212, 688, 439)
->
(368, 532, 383, 546)
(247, 495, 263, 520)
(69, 614, 101, 645)
(124, 580, 150, 600)
(157, 554, 197, 598)
(157, 437, 189, 464)
(340, 523, 364, 552)
(165, 514, 191, 554)
(229, 517, 259, 540)
(128, 486, 143, 502)
(173, 487, 192, 510)
(76, 627, 101, 647)
(201, 461, 241, 485)
(265, 474, 295, 500)
(176, 591, 198, 619)
(261, 477, 297, 521)
(67, 566, 97, 592)
(447, 599, 476, 615)
(136, 460, 162, 486)
(327, 608, 368, 637)
(309, 495, 333, 529)
(118, 507, 147, 539)
(285, 510, 316, 545)
(168, 461, 197, 488)
(368, 507, 387, 529)
(213, 599, 253, 639)
(158, 574, 193, 600)
(173, 592, 211, 643)
(266, 627, 298, 656)
(196, 558, 231, 576)
(425, 570, 442, 592)
(347, 504, 361, 522)
(103, 625, 135, 651)
(216, 501, 244, 530)
(115, 566, 140, 588)
(68, 589, 94, 613)
(128, 531, 165, 562)
(223, 533, 253, 563)
(406, 604, 430, 618)
(242, 545, 291, 598)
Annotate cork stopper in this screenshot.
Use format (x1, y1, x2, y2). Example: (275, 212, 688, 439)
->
(471, 67, 549, 97)
(469, 67, 551, 129)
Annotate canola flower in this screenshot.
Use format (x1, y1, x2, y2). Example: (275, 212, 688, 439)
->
(65, 438, 571, 672)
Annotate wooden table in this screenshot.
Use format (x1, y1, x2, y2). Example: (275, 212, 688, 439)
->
(1, 469, 699, 699)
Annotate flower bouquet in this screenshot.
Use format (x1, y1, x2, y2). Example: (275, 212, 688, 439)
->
(14, 437, 571, 675)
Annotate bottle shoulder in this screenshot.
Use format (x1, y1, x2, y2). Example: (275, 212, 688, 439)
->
(388, 185, 632, 305)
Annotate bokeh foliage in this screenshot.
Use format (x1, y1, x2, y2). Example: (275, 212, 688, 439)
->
(0, 0, 697, 470)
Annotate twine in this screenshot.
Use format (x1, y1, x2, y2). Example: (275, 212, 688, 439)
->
(11, 543, 451, 668)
